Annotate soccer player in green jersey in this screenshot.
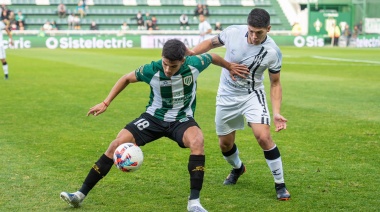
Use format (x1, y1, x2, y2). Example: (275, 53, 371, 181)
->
(60, 39, 248, 212)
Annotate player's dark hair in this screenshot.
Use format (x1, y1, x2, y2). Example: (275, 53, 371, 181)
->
(162, 39, 186, 61)
(247, 8, 270, 28)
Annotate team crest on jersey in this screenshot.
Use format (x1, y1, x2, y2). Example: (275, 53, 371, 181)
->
(160, 80, 172, 87)
(183, 76, 193, 86)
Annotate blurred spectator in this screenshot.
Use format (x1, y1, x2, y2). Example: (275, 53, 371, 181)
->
(328, 23, 340, 46)
(291, 22, 302, 36)
(77, 0, 85, 18)
(10, 21, 18, 30)
(151, 15, 158, 30)
(179, 14, 189, 30)
(51, 21, 59, 30)
(90, 21, 99, 30)
(18, 21, 25, 30)
(1, 9, 10, 26)
(198, 14, 212, 42)
(133, 11, 144, 30)
(202, 4, 209, 17)
(15, 11, 25, 27)
(120, 22, 129, 31)
(214, 22, 222, 31)
(194, 4, 203, 18)
(74, 15, 81, 30)
(352, 25, 359, 39)
(42, 21, 52, 31)
(342, 24, 352, 46)
(355, 21, 362, 34)
(143, 12, 152, 29)
(57, 3, 66, 18)
(8, 11, 15, 23)
(68, 13, 75, 30)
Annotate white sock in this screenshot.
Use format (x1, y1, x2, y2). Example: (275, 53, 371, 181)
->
(266, 156, 285, 184)
(3, 64, 8, 75)
(224, 148, 242, 169)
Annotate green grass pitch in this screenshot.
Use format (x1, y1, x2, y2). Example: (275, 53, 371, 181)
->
(0, 46, 379, 211)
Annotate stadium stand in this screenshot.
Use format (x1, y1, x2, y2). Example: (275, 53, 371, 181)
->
(6, 0, 291, 31)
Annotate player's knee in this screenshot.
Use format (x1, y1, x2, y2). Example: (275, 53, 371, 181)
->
(189, 138, 205, 154)
(255, 134, 273, 149)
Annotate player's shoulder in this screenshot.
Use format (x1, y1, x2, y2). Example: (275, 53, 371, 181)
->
(262, 35, 282, 56)
(224, 25, 247, 32)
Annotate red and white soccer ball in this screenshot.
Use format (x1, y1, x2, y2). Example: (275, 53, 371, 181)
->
(113, 143, 144, 172)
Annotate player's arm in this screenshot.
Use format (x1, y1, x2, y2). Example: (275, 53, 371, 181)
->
(209, 53, 248, 81)
(187, 36, 224, 56)
(87, 71, 138, 116)
(269, 72, 287, 132)
(4, 27, 13, 46)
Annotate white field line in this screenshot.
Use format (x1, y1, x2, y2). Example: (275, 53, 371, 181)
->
(312, 56, 380, 65)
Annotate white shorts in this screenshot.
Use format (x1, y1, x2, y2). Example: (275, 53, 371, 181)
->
(0, 46, 5, 59)
(215, 90, 271, 135)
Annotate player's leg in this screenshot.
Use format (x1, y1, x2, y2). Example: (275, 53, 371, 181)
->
(215, 95, 246, 185)
(171, 119, 207, 212)
(1, 47, 8, 79)
(60, 128, 135, 207)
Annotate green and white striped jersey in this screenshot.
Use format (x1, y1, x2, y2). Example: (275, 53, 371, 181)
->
(135, 53, 213, 122)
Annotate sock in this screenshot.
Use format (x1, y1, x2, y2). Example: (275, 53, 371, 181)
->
(79, 154, 114, 196)
(188, 155, 205, 200)
(222, 143, 242, 169)
(3, 63, 8, 76)
(264, 145, 285, 184)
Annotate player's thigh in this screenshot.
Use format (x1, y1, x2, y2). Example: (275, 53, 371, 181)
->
(215, 96, 245, 135)
(244, 90, 271, 125)
(124, 113, 165, 146)
(167, 117, 201, 149)
(0, 47, 5, 59)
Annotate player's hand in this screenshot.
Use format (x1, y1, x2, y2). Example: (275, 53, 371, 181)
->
(228, 63, 249, 81)
(87, 102, 108, 116)
(186, 48, 195, 56)
(273, 113, 287, 132)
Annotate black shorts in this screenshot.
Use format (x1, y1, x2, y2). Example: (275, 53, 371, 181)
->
(124, 113, 200, 148)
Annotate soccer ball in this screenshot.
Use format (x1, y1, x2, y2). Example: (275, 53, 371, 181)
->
(113, 143, 144, 172)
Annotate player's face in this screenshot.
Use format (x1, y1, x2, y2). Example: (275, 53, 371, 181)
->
(162, 57, 184, 77)
(247, 25, 271, 45)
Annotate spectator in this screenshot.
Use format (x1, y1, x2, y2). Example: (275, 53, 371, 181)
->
(90, 21, 99, 30)
(10, 21, 18, 30)
(356, 21, 362, 34)
(51, 21, 59, 30)
(194, 4, 203, 18)
(15, 11, 25, 27)
(342, 24, 352, 46)
(67, 13, 75, 30)
(57, 3, 66, 18)
(42, 21, 52, 31)
(291, 22, 302, 36)
(151, 15, 158, 30)
(214, 22, 222, 31)
(77, 0, 85, 18)
(143, 12, 152, 30)
(18, 21, 25, 30)
(1, 9, 9, 26)
(120, 22, 129, 31)
(179, 14, 189, 30)
(198, 14, 212, 42)
(328, 23, 341, 46)
(352, 25, 359, 39)
(133, 11, 144, 30)
(202, 4, 209, 17)
(74, 15, 81, 30)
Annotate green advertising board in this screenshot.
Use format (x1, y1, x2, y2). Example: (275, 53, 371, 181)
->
(309, 11, 351, 36)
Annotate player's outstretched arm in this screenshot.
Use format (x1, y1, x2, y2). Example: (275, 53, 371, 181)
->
(187, 36, 223, 56)
(209, 53, 248, 81)
(269, 72, 287, 132)
(87, 71, 138, 116)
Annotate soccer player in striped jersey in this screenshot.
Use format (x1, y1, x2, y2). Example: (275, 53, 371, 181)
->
(60, 39, 248, 212)
(188, 8, 291, 200)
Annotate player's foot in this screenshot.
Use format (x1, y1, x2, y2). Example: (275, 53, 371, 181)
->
(223, 163, 246, 185)
(4, 74, 8, 80)
(60, 191, 85, 208)
(187, 198, 208, 212)
(275, 183, 291, 201)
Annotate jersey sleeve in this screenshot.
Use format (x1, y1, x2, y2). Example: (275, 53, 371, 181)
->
(135, 61, 160, 83)
(218, 25, 238, 46)
(267, 48, 282, 73)
(186, 53, 213, 73)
